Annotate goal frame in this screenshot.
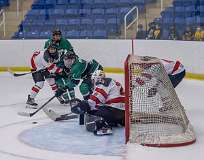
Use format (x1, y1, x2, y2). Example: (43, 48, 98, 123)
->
(124, 54, 196, 147)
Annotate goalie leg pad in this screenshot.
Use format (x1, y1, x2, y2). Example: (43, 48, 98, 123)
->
(85, 114, 102, 132)
(94, 119, 113, 136)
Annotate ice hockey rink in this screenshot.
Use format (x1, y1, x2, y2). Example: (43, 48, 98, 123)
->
(0, 72, 203, 160)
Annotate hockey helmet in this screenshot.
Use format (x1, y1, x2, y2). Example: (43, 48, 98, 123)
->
(91, 70, 105, 82)
(52, 29, 62, 43)
(47, 43, 59, 61)
(52, 29, 62, 36)
(63, 50, 77, 68)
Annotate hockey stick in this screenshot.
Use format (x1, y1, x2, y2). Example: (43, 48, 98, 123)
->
(7, 68, 46, 77)
(18, 95, 56, 117)
(69, 98, 85, 125)
(7, 68, 34, 77)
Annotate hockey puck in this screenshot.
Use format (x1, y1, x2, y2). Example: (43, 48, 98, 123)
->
(32, 121, 38, 124)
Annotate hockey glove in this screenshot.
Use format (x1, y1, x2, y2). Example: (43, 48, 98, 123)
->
(40, 68, 49, 76)
(55, 87, 66, 97)
(71, 100, 90, 115)
(69, 98, 81, 107)
(63, 67, 70, 76)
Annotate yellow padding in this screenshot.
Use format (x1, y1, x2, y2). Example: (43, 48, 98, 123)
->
(185, 72, 204, 81)
(104, 67, 124, 74)
(0, 67, 31, 72)
(1, 66, 204, 81)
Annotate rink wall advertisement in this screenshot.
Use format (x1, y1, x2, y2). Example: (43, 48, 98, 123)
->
(0, 39, 204, 79)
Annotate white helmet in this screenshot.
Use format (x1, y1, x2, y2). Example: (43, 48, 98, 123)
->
(91, 70, 105, 82)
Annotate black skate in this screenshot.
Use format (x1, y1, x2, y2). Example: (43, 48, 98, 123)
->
(94, 120, 113, 136)
(26, 95, 38, 109)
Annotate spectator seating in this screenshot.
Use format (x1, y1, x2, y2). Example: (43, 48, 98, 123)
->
(13, 0, 157, 39)
(152, 0, 204, 40)
(0, 0, 9, 7)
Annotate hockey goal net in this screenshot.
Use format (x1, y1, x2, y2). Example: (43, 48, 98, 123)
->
(124, 55, 196, 147)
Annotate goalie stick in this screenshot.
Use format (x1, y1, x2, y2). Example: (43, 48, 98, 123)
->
(43, 108, 78, 121)
(68, 98, 84, 125)
(43, 98, 81, 121)
(18, 95, 55, 117)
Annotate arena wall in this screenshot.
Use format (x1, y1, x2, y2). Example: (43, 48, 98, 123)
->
(0, 39, 203, 79)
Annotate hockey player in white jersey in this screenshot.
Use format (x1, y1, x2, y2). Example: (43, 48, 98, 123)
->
(26, 43, 62, 108)
(70, 70, 125, 135)
(161, 59, 185, 88)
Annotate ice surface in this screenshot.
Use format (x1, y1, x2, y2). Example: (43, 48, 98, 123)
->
(19, 119, 125, 156)
(0, 72, 204, 160)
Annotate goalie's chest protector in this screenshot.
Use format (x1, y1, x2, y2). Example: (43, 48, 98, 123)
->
(95, 78, 125, 110)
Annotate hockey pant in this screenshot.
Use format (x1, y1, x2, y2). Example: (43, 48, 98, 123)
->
(168, 70, 185, 88)
(30, 70, 57, 99)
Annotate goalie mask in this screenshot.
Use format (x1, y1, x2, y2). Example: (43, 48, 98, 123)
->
(63, 51, 77, 68)
(91, 70, 105, 83)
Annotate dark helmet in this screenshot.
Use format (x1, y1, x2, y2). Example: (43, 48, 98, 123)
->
(63, 50, 77, 68)
(47, 43, 58, 50)
(52, 29, 62, 36)
(63, 50, 77, 60)
(47, 43, 59, 61)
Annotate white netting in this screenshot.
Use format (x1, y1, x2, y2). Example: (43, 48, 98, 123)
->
(126, 55, 196, 147)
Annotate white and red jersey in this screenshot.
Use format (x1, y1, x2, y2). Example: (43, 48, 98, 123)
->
(30, 51, 62, 74)
(88, 77, 125, 110)
(161, 59, 185, 75)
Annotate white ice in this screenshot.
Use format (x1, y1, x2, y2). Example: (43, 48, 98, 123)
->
(0, 72, 204, 160)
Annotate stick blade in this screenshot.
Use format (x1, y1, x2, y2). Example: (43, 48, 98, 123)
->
(55, 114, 78, 121)
(18, 111, 32, 117)
(43, 108, 59, 121)
(43, 107, 78, 121)
(13, 73, 22, 77)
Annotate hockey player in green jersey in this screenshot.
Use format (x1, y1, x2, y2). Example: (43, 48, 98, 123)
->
(44, 29, 77, 74)
(44, 29, 73, 55)
(55, 50, 103, 102)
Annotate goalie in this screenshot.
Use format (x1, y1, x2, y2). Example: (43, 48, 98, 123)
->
(69, 70, 125, 136)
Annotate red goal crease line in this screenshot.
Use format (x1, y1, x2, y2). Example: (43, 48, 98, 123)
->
(0, 66, 204, 81)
